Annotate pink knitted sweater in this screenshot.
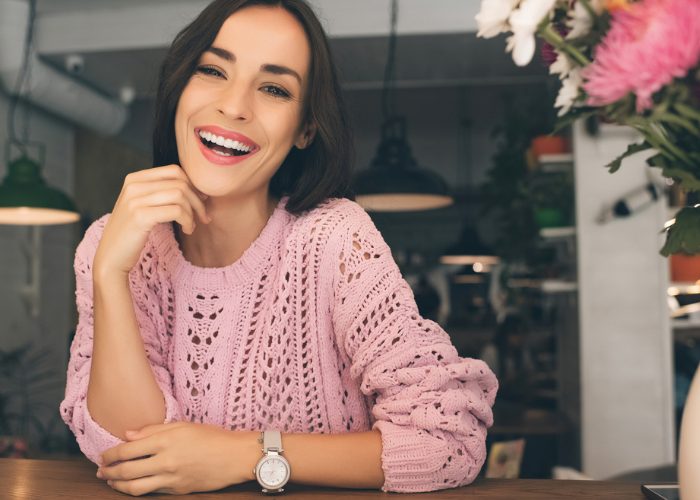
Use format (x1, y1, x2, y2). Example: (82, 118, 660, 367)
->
(60, 196, 497, 493)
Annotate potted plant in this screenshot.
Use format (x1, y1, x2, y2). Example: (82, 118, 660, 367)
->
(0, 343, 63, 457)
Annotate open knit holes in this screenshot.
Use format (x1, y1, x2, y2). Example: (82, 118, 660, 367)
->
(182, 291, 225, 422)
(230, 275, 268, 425)
(297, 235, 323, 433)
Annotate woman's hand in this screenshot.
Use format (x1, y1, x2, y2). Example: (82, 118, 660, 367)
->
(93, 164, 211, 278)
(97, 422, 260, 496)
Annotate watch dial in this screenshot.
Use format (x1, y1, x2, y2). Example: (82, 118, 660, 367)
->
(260, 458, 288, 487)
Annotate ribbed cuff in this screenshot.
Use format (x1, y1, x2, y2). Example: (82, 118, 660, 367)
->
(374, 420, 458, 493)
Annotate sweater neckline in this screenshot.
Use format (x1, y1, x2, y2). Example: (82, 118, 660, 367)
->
(157, 196, 290, 287)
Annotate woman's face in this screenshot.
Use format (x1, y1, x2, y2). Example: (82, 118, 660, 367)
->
(174, 5, 312, 200)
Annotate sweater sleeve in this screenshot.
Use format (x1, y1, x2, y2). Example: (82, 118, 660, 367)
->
(59, 215, 182, 465)
(330, 204, 498, 493)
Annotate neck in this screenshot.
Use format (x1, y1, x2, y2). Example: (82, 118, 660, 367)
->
(175, 192, 279, 268)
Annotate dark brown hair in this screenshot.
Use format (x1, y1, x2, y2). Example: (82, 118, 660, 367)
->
(152, 0, 354, 215)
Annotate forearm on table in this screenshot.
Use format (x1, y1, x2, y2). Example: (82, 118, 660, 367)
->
(243, 430, 385, 489)
(87, 271, 166, 440)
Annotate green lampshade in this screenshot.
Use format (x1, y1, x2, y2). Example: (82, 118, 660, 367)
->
(0, 155, 80, 225)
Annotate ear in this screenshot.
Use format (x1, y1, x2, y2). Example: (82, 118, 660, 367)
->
(295, 122, 317, 149)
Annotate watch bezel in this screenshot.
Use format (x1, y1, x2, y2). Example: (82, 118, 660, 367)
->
(254, 453, 291, 491)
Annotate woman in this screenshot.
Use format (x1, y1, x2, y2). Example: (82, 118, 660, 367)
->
(60, 0, 498, 495)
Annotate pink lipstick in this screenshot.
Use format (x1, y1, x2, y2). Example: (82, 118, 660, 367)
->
(195, 126, 259, 166)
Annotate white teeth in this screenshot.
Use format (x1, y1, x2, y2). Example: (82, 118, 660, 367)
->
(198, 130, 252, 153)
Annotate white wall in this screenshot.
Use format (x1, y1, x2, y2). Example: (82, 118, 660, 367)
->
(0, 92, 77, 450)
(573, 121, 675, 477)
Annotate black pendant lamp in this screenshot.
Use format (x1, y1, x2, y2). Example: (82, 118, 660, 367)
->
(353, 0, 453, 212)
(440, 223, 499, 271)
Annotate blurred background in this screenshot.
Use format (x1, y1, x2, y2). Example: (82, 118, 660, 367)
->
(0, 0, 690, 484)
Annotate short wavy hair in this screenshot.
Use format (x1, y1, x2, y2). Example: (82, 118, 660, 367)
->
(152, 0, 355, 214)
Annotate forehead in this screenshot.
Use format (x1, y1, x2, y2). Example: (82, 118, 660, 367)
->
(210, 6, 311, 78)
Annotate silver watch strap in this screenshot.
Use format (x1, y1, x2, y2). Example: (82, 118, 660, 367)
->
(263, 430, 283, 453)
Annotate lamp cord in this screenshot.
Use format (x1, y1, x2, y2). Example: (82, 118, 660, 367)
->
(7, 0, 37, 158)
(381, 0, 399, 122)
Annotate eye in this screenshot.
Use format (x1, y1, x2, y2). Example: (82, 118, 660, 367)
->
(195, 65, 224, 78)
(262, 85, 291, 99)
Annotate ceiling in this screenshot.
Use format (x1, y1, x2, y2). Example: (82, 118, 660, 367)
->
(40, 34, 547, 100)
(36, 0, 178, 14)
(32, 1, 547, 101)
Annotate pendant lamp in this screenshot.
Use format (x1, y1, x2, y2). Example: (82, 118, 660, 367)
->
(0, 0, 79, 318)
(440, 223, 499, 270)
(354, 117, 453, 212)
(1, 0, 78, 225)
(353, 0, 453, 212)
(0, 141, 80, 225)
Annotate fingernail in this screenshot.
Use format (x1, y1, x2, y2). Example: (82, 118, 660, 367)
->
(96, 469, 103, 478)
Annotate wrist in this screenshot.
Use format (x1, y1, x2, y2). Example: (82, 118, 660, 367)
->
(92, 264, 130, 288)
(241, 430, 261, 482)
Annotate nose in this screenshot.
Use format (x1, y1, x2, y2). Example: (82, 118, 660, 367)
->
(216, 80, 253, 122)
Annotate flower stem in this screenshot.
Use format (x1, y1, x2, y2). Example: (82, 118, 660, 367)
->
(656, 112, 700, 137)
(675, 102, 700, 123)
(578, 0, 598, 22)
(538, 23, 591, 67)
(625, 117, 693, 166)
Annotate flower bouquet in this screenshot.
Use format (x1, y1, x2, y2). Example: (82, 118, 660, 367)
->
(476, 0, 700, 255)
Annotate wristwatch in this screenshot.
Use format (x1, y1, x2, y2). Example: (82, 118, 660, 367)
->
(253, 430, 291, 494)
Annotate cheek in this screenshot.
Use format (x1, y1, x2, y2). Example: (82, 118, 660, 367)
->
(267, 107, 305, 148)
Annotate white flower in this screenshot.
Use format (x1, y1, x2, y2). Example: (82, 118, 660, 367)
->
(476, 0, 520, 38)
(549, 50, 572, 79)
(507, 0, 557, 66)
(554, 67, 583, 116)
(566, 0, 605, 39)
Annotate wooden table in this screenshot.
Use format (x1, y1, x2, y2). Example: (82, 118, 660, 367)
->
(0, 458, 647, 499)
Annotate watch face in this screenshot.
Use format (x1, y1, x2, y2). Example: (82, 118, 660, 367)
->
(258, 456, 289, 488)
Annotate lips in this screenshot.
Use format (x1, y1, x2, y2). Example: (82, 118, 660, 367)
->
(194, 126, 260, 166)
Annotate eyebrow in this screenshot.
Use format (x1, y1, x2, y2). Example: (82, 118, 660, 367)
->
(204, 46, 303, 85)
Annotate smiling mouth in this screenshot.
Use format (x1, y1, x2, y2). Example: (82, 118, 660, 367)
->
(197, 130, 255, 157)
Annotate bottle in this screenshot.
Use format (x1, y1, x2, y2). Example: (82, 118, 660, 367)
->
(596, 182, 659, 224)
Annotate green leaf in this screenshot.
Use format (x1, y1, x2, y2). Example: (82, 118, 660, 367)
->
(648, 152, 700, 191)
(661, 206, 700, 256)
(553, 107, 596, 134)
(605, 141, 652, 173)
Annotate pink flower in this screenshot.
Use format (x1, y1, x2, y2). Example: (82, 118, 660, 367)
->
(582, 0, 700, 112)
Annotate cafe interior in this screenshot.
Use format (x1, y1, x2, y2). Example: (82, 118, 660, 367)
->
(0, 0, 696, 497)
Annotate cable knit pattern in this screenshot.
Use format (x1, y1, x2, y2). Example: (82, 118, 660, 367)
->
(60, 196, 498, 493)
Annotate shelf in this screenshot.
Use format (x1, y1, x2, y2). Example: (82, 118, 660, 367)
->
(508, 279, 578, 294)
(537, 153, 574, 173)
(668, 282, 700, 296)
(540, 227, 576, 239)
(541, 280, 578, 294)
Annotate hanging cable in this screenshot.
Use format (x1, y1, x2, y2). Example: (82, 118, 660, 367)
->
(7, 0, 37, 157)
(381, 0, 399, 121)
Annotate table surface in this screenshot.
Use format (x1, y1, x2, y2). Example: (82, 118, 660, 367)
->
(1, 457, 648, 499)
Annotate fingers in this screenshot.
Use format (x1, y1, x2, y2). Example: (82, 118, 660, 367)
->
(123, 164, 187, 185)
(102, 436, 162, 466)
(126, 422, 188, 441)
(123, 180, 210, 225)
(98, 455, 163, 481)
(133, 205, 196, 235)
(130, 191, 197, 234)
(105, 475, 177, 496)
